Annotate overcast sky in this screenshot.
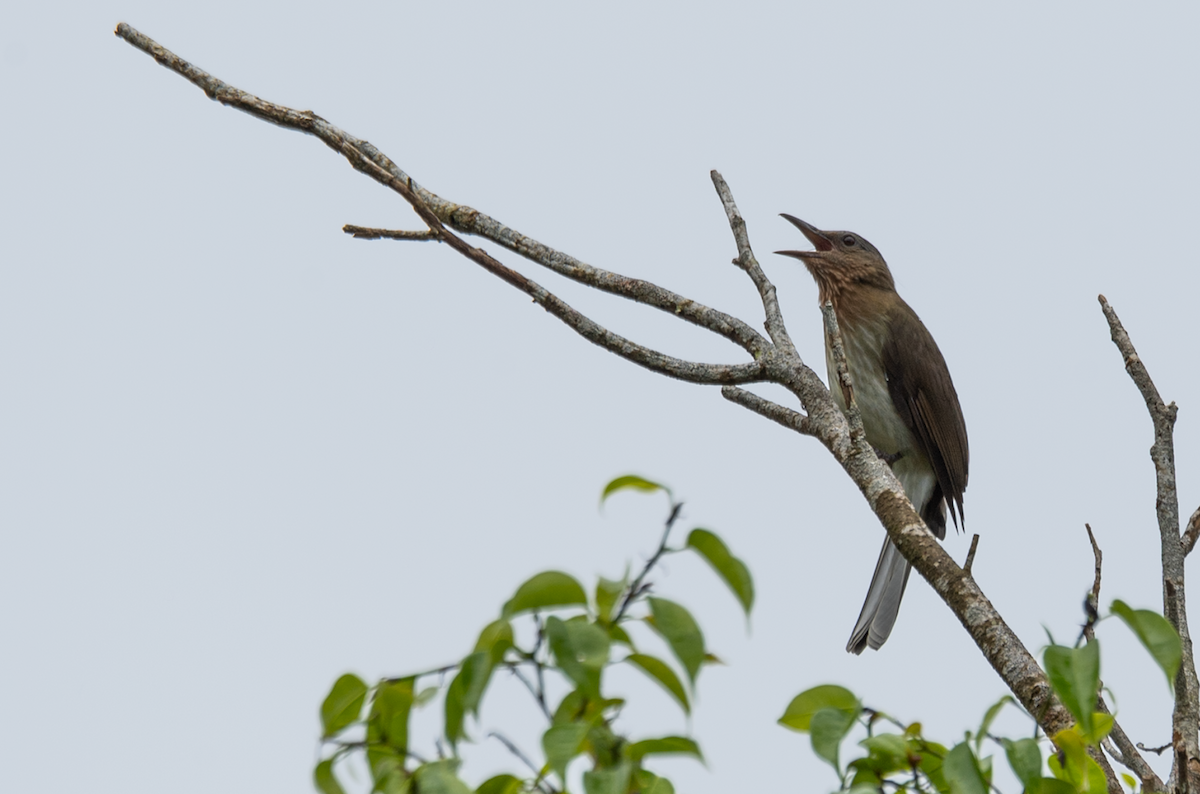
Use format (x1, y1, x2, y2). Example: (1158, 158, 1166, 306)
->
(3, 2, 1199, 792)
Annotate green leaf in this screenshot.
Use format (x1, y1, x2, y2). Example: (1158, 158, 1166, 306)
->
(413, 686, 438, 708)
(595, 576, 626, 623)
(942, 742, 988, 794)
(445, 651, 492, 745)
(1043, 641, 1100, 737)
(915, 741, 951, 791)
(475, 775, 523, 794)
(778, 685, 860, 732)
(608, 623, 635, 648)
(365, 746, 407, 791)
(975, 695, 1013, 750)
(371, 678, 415, 754)
(314, 759, 345, 794)
(646, 598, 705, 684)
(626, 654, 690, 715)
(502, 571, 588, 618)
(1050, 728, 1108, 792)
(543, 722, 589, 781)
(413, 760, 472, 794)
(547, 617, 610, 698)
(1085, 712, 1115, 745)
(627, 736, 703, 763)
(1001, 737, 1043, 787)
(583, 761, 632, 794)
(855, 733, 909, 774)
(1111, 599, 1182, 690)
(474, 620, 514, 666)
(810, 707, 856, 774)
(600, 475, 671, 505)
(634, 770, 675, 794)
(685, 528, 755, 616)
(320, 673, 368, 739)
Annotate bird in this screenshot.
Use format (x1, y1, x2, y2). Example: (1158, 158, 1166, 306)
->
(775, 214, 969, 653)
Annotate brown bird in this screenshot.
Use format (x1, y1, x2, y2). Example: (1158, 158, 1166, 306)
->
(776, 215, 969, 653)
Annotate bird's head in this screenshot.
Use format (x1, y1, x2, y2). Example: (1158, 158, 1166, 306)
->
(775, 214, 895, 305)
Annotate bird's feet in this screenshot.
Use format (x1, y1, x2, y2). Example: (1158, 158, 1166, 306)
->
(874, 448, 904, 467)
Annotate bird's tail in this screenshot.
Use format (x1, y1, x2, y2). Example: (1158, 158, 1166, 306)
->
(846, 537, 912, 654)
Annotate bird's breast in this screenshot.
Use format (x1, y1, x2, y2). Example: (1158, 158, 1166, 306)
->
(826, 316, 914, 458)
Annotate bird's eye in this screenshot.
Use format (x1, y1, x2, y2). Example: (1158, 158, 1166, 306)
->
(841, 235, 857, 246)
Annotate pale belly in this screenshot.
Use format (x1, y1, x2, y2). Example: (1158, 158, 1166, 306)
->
(826, 319, 937, 513)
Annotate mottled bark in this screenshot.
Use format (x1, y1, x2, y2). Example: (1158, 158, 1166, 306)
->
(115, 23, 1192, 792)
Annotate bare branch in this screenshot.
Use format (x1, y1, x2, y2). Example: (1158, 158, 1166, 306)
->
(710, 170, 799, 358)
(111, 24, 770, 361)
(1139, 742, 1173, 756)
(116, 22, 1086, 750)
(963, 534, 980, 576)
(1183, 506, 1200, 557)
(720, 386, 813, 437)
(343, 225, 440, 241)
(820, 301, 867, 447)
(379, 174, 769, 386)
(1100, 295, 1198, 789)
(1101, 702, 1166, 792)
(1080, 526, 1162, 790)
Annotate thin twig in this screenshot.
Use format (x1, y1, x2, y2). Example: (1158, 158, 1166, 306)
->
(1182, 506, 1200, 557)
(613, 502, 683, 624)
(1100, 294, 1198, 790)
(710, 170, 799, 359)
(487, 732, 556, 794)
(384, 661, 459, 683)
(343, 225, 441, 241)
(1097, 692, 1165, 790)
(1138, 742, 1173, 756)
(328, 740, 428, 766)
(111, 25, 770, 361)
(532, 614, 550, 722)
(820, 302, 867, 447)
(1084, 524, 1103, 643)
(963, 534, 980, 576)
(720, 386, 813, 436)
(502, 662, 554, 722)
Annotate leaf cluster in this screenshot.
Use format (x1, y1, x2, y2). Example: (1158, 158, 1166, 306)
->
(313, 476, 754, 794)
(780, 599, 1181, 793)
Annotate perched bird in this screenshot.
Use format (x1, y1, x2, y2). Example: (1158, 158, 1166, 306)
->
(776, 215, 969, 653)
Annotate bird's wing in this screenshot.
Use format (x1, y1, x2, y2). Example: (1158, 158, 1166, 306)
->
(881, 301, 969, 528)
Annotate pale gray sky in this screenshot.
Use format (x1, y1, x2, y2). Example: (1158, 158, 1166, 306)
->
(3, 2, 1198, 792)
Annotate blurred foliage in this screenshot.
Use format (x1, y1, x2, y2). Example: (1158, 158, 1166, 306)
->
(314, 477, 1178, 794)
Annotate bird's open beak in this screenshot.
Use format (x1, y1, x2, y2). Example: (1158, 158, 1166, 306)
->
(775, 214, 832, 261)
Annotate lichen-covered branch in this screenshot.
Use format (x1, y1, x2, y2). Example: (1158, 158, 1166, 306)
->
(720, 386, 813, 436)
(343, 225, 440, 241)
(710, 171, 798, 359)
(1182, 507, 1200, 557)
(1100, 294, 1198, 792)
(111, 23, 769, 362)
(116, 21, 1085, 757)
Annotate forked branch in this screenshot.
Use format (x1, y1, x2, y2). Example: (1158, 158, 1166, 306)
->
(116, 21, 1122, 766)
(1100, 295, 1199, 791)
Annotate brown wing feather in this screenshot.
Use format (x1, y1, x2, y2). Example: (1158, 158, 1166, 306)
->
(882, 300, 969, 528)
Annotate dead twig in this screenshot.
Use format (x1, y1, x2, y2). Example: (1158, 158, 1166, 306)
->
(343, 225, 441, 241)
(1100, 295, 1199, 790)
(963, 534, 981, 576)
